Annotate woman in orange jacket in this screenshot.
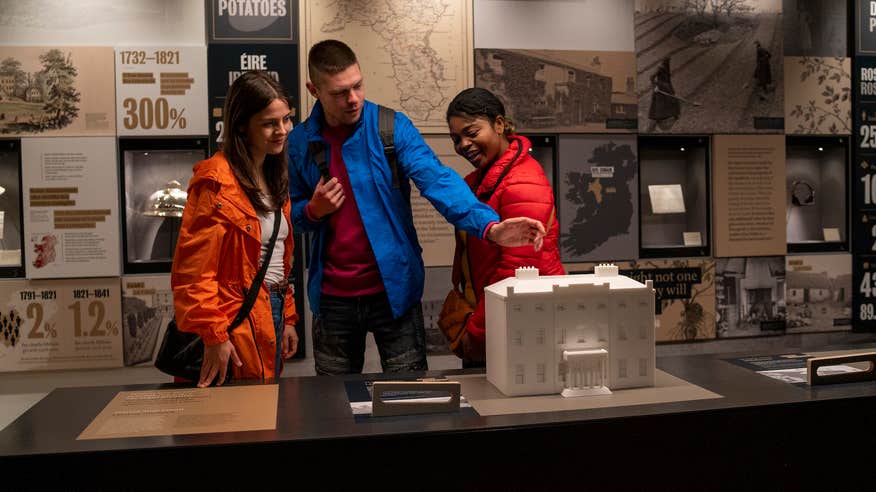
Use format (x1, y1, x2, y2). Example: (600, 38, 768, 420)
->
(171, 71, 298, 387)
(445, 87, 565, 367)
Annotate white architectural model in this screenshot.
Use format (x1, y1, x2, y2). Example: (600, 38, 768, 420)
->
(485, 265, 656, 397)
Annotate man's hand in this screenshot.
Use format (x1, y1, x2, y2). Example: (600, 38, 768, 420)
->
(308, 177, 345, 219)
(487, 217, 546, 251)
(281, 324, 298, 359)
(198, 340, 242, 388)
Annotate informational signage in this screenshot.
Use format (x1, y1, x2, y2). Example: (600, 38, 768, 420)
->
(712, 135, 786, 258)
(206, 0, 296, 42)
(857, 0, 876, 55)
(207, 44, 299, 153)
(854, 255, 876, 330)
(21, 137, 120, 279)
(0, 46, 115, 137)
(0, 277, 123, 372)
(115, 46, 209, 136)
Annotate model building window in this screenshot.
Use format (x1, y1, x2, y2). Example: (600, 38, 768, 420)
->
(513, 331, 523, 346)
(592, 102, 600, 113)
(598, 322, 608, 342)
(558, 325, 566, 344)
(618, 358, 627, 378)
(639, 323, 648, 340)
(618, 325, 627, 341)
(537, 364, 546, 383)
(512, 303, 522, 312)
(639, 358, 648, 377)
(535, 303, 545, 312)
(515, 364, 525, 384)
(536, 328, 545, 345)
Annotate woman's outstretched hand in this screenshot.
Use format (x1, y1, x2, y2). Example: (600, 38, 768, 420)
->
(487, 217, 546, 251)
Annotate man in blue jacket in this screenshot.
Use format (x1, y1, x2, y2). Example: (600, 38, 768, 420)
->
(288, 39, 545, 375)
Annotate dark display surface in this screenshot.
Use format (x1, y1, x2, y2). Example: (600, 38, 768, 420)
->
(2, 345, 876, 489)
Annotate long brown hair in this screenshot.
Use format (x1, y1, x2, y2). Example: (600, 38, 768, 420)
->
(222, 70, 291, 213)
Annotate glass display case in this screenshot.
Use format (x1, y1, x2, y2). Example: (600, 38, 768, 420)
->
(638, 136, 710, 258)
(0, 139, 23, 277)
(527, 134, 557, 198)
(785, 136, 848, 253)
(119, 138, 207, 274)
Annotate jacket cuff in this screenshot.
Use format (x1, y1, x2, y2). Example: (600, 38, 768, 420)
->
(482, 221, 498, 242)
(304, 202, 323, 222)
(200, 328, 229, 346)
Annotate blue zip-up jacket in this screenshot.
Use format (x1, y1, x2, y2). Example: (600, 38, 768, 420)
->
(288, 100, 500, 319)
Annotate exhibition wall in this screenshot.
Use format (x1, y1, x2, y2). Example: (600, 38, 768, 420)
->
(0, 0, 868, 373)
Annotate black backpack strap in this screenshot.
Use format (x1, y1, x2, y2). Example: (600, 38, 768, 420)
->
(228, 210, 282, 332)
(308, 140, 330, 182)
(377, 105, 399, 189)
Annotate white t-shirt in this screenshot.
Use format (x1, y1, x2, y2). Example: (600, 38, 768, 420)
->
(258, 197, 288, 287)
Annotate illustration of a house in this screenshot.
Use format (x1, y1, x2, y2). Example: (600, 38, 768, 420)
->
(485, 265, 655, 397)
(0, 73, 14, 97)
(25, 85, 42, 102)
(476, 49, 613, 128)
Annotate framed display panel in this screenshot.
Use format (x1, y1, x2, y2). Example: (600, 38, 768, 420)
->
(118, 138, 207, 274)
(206, 0, 296, 43)
(638, 136, 710, 258)
(0, 140, 24, 277)
(785, 136, 849, 253)
(715, 256, 787, 338)
(786, 253, 852, 333)
(557, 134, 638, 263)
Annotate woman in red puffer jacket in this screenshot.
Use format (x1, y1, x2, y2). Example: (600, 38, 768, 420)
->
(445, 87, 565, 367)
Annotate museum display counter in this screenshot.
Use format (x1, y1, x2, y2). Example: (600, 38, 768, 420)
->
(1, 346, 875, 489)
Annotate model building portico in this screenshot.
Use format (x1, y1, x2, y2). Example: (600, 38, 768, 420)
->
(485, 265, 656, 397)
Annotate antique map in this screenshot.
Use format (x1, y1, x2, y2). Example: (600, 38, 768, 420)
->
(303, 0, 473, 133)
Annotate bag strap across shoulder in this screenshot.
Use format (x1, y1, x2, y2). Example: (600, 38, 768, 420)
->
(227, 209, 282, 332)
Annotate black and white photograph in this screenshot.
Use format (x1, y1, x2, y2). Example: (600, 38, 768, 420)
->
(785, 254, 852, 332)
(121, 275, 173, 367)
(635, 0, 784, 133)
(119, 140, 206, 273)
(474, 0, 636, 132)
(558, 135, 638, 263)
(476, 49, 638, 132)
(783, 0, 846, 57)
(716, 256, 786, 338)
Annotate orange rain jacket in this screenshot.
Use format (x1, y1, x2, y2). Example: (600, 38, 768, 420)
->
(171, 152, 297, 380)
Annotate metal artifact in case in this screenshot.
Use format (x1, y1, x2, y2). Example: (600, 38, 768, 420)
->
(785, 136, 848, 253)
(119, 138, 207, 274)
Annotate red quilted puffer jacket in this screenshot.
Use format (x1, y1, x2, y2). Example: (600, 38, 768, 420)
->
(454, 136, 565, 344)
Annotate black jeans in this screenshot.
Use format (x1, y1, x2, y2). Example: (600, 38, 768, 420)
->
(313, 292, 428, 375)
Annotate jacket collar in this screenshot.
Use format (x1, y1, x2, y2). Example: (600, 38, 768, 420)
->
(474, 135, 531, 196)
(304, 100, 370, 141)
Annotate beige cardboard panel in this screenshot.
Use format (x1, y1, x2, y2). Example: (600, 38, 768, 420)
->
(784, 57, 851, 135)
(476, 49, 637, 133)
(713, 134, 787, 257)
(0, 46, 115, 137)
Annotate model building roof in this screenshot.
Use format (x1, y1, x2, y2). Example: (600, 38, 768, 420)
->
(485, 266, 649, 298)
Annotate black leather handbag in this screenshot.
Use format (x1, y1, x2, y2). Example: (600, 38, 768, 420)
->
(155, 210, 281, 384)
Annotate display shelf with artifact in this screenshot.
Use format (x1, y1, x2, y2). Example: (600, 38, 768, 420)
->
(118, 138, 207, 274)
(485, 265, 655, 397)
(0, 139, 23, 277)
(785, 135, 848, 253)
(638, 135, 710, 258)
